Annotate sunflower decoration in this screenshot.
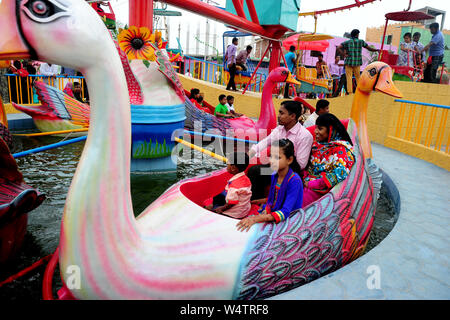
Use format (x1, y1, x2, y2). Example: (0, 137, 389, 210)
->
(118, 26, 162, 61)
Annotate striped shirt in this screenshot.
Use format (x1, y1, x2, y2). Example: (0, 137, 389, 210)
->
(223, 172, 252, 219)
(341, 38, 369, 66)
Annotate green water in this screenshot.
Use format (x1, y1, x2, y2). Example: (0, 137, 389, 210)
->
(0, 135, 396, 300)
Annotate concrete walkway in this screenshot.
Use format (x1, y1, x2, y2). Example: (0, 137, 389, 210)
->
(270, 143, 450, 300)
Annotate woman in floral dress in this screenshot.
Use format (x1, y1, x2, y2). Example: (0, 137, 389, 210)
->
(302, 113, 356, 208)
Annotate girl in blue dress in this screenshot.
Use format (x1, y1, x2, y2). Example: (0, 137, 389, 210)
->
(236, 139, 303, 232)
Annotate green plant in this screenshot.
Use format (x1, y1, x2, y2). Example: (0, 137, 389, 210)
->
(132, 138, 172, 159)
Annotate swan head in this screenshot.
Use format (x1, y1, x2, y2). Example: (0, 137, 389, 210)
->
(0, 0, 113, 70)
(268, 67, 301, 86)
(357, 61, 403, 98)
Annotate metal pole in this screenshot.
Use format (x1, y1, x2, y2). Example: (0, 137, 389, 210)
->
(378, 18, 389, 61)
(242, 43, 271, 94)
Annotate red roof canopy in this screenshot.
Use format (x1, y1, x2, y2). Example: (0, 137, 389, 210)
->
(385, 11, 434, 22)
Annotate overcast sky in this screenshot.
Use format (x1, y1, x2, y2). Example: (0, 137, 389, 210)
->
(110, 0, 450, 54)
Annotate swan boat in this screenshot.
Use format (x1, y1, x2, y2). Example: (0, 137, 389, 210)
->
(0, 97, 45, 264)
(0, 0, 402, 299)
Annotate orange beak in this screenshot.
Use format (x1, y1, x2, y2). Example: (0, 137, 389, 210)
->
(0, 1, 30, 60)
(286, 72, 301, 86)
(374, 66, 403, 98)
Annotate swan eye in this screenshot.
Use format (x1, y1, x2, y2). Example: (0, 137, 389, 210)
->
(22, 0, 70, 23)
(368, 68, 377, 77)
(32, 1, 48, 15)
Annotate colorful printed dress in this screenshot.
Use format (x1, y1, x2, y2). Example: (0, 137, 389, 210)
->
(302, 139, 356, 208)
(258, 168, 303, 223)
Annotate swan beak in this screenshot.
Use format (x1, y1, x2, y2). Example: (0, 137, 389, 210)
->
(286, 73, 301, 86)
(0, 1, 30, 60)
(374, 67, 403, 98)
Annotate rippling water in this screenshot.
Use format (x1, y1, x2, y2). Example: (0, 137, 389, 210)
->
(0, 135, 396, 300)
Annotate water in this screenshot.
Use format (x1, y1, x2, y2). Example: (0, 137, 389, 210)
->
(0, 135, 396, 300)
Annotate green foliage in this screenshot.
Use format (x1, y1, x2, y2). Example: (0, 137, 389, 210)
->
(132, 138, 172, 159)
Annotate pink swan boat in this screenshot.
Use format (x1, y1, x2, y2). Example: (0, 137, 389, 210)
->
(184, 67, 301, 138)
(0, 99, 45, 264)
(0, 0, 403, 299)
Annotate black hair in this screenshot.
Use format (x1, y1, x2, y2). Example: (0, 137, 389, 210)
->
(429, 22, 439, 30)
(226, 95, 234, 102)
(413, 32, 421, 37)
(232, 37, 238, 44)
(280, 100, 302, 120)
(351, 29, 360, 38)
(246, 45, 252, 51)
(190, 88, 200, 97)
(315, 113, 353, 145)
(289, 45, 296, 52)
(228, 152, 249, 173)
(13, 60, 22, 69)
(316, 99, 330, 112)
(404, 32, 412, 38)
(196, 96, 203, 103)
(73, 81, 81, 87)
(272, 139, 301, 174)
(219, 94, 226, 101)
(318, 53, 323, 57)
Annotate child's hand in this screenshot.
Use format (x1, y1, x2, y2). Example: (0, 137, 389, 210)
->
(236, 216, 257, 232)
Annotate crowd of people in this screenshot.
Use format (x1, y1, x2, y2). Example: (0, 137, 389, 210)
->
(224, 37, 252, 92)
(199, 97, 354, 232)
(397, 22, 445, 84)
(6, 60, 89, 104)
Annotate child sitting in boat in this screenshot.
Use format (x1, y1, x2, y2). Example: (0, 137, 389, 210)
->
(215, 94, 234, 119)
(205, 152, 252, 219)
(226, 95, 243, 117)
(302, 113, 356, 208)
(236, 139, 303, 232)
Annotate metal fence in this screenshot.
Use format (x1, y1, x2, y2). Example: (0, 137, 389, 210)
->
(183, 56, 267, 93)
(4, 74, 88, 105)
(391, 99, 449, 154)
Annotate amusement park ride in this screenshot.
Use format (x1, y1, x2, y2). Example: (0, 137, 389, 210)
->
(0, 0, 417, 300)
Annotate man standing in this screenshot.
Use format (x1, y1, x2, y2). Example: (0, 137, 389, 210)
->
(337, 29, 379, 93)
(315, 53, 327, 79)
(303, 99, 330, 128)
(422, 23, 445, 84)
(284, 45, 297, 98)
(39, 62, 60, 86)
(225, 37, 238, 91)
(329, 56, 346, 97)
(236, 45, 252, 71)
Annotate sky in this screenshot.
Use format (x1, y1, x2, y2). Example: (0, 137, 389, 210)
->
(110, 0, 450, 55)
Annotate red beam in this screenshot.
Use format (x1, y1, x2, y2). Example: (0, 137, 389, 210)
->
(313, 0, 377, 16)
(161, 0, 283, 39)
(129, 0, 153, 32)
(245, 0, 260, 24)
(232, 0, 246, 18)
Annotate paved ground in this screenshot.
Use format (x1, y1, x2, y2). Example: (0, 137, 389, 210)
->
(270, 143, 450, 300)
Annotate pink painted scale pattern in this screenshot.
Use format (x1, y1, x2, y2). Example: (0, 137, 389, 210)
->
(233, 120, 377, 299)
(114, 41, 144, 105)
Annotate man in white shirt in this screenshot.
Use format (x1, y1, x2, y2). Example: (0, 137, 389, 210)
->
(303, 99, 330, 128)
(248, 100, 313, 200)
(39, 62, 60, 86)
(225, 37, 238, 91)
(329, 56, 345, 97)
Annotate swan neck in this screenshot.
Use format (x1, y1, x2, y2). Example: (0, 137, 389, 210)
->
(256, 78, 276, 130)
(351, 88, 372, 159)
